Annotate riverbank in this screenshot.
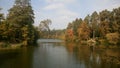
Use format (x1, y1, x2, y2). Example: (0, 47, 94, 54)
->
(0, 42, 22, 50)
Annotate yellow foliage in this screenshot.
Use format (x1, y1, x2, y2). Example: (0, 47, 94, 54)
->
(77, 22, 90, 40)
(106, 32, 119, 45)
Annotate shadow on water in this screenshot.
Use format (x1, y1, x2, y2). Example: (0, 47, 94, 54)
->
(0, 47, 34, 68)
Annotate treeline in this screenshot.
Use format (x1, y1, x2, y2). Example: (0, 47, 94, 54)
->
(65, 7, 120, 45)
(0, 0, 39, 46)
(48, 29, 65, 39)
(38, 29, 65, 40)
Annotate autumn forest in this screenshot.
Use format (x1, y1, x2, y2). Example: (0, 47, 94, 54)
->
(0, 0, 120, 48)
(0, 0, 120, 68)
(65, 7, 120, 46)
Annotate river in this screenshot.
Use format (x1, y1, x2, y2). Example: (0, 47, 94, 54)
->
(0, 39, 120, 68)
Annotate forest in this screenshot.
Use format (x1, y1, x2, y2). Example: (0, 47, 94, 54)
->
(65, 7, 120, 46)
(0, 0, 120, 49)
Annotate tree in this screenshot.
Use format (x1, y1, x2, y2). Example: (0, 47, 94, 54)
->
(65, 23, 74, 41)
(99, 10, 111, 22)
(106, 33, 119, 45)
(112, 7, 120, 33)
(99, 21, 111, 38)
(3, 0, 37, 46)
(15, 0, 30, 6)
(0, 8, 4, 23)
(77, 21, 90, 41)
(0, 8, 7, 41)
(39, 19, 52, 38)
(39, 19, 52, 32)
(99, 10, 111, 38)
(72, 18, 82, 37)
(66, 29, 74, 41)
(90, 11, 100, 38)
(65, 7, 120, 45)
(84, 14, 91, 24)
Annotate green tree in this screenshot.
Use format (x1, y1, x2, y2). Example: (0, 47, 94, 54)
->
(90, 11, 100, 38)
(112, 7, 120, 33)
(72, 18, 82, 37)
(65, 7, 120, 44)
(4, 0, 37, 46)
(0, 8, 4, 23)
(99, 10, 111, 38)
(0, 8, 7, 41)
(84, 14, 90, 24)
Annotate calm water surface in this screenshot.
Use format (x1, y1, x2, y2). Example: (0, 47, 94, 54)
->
(0, 39, 120, 68)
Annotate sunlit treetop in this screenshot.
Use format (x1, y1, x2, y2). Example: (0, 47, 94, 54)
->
(15, 0, 31, 6)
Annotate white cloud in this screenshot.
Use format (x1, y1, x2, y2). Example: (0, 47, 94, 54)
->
(37, 0, 120, 29)
(43, 3, 78, 18)
(43, 3, 64, 10)
(58, 9, 78, 18)
(50, 16, 75, 29)
(43, 1, 78, 18)
(106, 0, 120, 10)
(46, 0, 76, 4)
(39, 0, 78, 29)
(95, 0, 120, 10)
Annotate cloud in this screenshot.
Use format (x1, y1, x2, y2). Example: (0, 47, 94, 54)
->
(43, 0, 78, 18)
(106, 0, 120, 10)
(46, 0, 76, 4)
(35, 0, 120, 29)
(50, 16, 75, 29)
(39, 0, 78, 29)
(58, 9, 78, 18)
(92, 0, 120, 11)
(43, 3, 64, 10)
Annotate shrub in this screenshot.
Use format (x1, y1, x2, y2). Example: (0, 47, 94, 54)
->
(106, 33, 119, 45)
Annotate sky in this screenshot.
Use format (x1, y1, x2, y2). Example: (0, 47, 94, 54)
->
(0, 0, 120, 29)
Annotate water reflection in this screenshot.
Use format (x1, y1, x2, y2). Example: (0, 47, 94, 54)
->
(65, 43, 120, 68)
(0, 47, 34, 68)
(33, 43, 77, 68)
(0, 42, 120, 68)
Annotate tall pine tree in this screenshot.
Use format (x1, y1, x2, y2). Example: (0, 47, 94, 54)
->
(6, 0, 37, 46)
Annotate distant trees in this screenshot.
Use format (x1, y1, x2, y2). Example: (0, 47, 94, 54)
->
(39, 19, 51, 32)
(39, 19, 52, 38)
(38, 19, 65, 39)
(50, 29, 65, 39)
(65, 7, 120, 45)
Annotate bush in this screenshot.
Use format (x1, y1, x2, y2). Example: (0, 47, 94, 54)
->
(106, 33, 119, 45)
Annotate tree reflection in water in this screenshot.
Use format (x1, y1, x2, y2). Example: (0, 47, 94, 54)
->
(65, 43, 120, 68)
